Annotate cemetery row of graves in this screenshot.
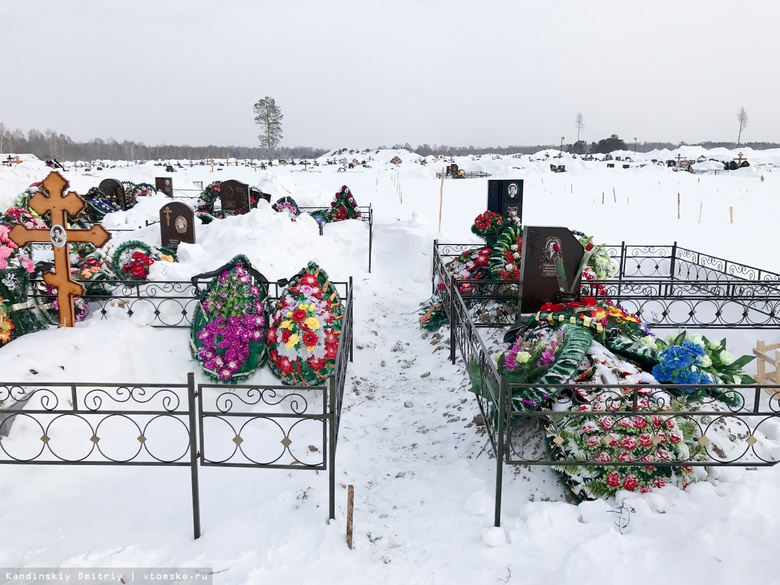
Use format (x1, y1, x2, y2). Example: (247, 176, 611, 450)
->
(0, 171, 365, 537)
(421, 179, 780, 524)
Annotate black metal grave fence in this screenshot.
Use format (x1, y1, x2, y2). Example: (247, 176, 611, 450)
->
(0, 282, 354, 539)
(433, 240, 780, 329)
(433, 241, 780, 525)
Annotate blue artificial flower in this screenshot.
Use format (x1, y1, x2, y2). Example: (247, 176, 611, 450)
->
(660, 345, 694, 372)
(681, 340, 706, 358)
(672, 369, 712, 387)
(651, 363, 670, 382)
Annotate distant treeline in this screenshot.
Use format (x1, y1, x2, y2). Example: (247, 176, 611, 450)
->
(1, 123, 779, 162)
(0, 124, 327, 162)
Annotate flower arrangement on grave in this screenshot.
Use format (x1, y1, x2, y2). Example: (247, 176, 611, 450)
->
(526, 296, 659, 369)
(83, 187, 121, 223)
(0, 302, 14, 345)
(488, 224, 524, 281)
(492, 323, 593, 410)
(190, 255, 268, 383)
(195, 181, 221, 215)
(120, 182, 156, 208)
(0, 222, 48, 343)
(33, 282, 90, 325)
(327, 185, 361, 222)
(110, 240, 176, 282)
(547, 385, 704, 499)
(443, 247, 493, 295)
(272, 196, 300, 221)
(471, 210, 504, 247)
(651, 332, 753, 406)
(552, 238, 595, 300)
(266, 262, 343, 386)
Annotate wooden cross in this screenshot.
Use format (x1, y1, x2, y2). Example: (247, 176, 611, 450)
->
(675, 154, 684, 166)
(8, 171, 112, 327)
(736, 152, 744, 165)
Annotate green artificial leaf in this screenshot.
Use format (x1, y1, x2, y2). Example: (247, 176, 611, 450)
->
(728, 354, 756, 369)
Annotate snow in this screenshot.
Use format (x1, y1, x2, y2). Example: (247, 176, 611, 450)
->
(2, 148, 780, 584)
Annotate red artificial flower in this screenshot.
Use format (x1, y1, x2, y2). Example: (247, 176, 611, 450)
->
(623, 474, 639, 491)
(634, 417, 648, 429)
(267, 329, 277, 343)
(279, 356, 293, 374)
(638, 433, 653, 447)
(292, 309, 307, 322)
(132, 251, 145, 260)
(281, 329, 291, 344)
(620, 436, 638, 450)
(552, 242, 561, 254)
(585, 242, 595, 252)
(605, 471, 621, 487)
(581, 296, 597, 307)
(652, 477, 667, 489)
(308, 357, 326, 371)
(303, 331, 318, 347)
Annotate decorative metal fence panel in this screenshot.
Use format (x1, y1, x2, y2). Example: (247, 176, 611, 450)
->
(28, 279, 353, 329)
(433, 241, 780, 329)
(0, 279, 354, 537)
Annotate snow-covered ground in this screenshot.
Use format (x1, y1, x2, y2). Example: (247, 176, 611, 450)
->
(1, 148, 780, 584)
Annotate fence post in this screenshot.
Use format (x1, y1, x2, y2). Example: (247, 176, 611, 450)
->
(329, 375, 337, 522)
(669, 241, 678, 296)
(432, 239, 438, 296)
(368, 206, 373, 274)
(449, 275, 457, 365)
(187, 372, 201, 539)
(349, 277, 354, 363)
(494, 375, 507, 527)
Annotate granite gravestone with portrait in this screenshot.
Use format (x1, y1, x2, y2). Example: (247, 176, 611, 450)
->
(155, 177, 174, 197)
(159, 201, 196, 250)
(99, 178, 127, 210)
(517, 226, 584, 314)
(487, 179, 523, 223)
(219, 180, 251, 215)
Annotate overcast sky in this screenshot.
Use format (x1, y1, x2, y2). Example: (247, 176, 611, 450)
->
(1, 0, 778, 150)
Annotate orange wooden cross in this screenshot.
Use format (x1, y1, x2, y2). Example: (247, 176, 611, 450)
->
(8, 171, 111, 327)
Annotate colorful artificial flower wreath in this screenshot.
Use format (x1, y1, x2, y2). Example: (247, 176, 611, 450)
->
(195, 181, 221, 215)
(266, 262, 343, 386)
(442, 247, 492, 295)
(272, 196, 300, 220)
(548, 385, 704, 499)
(488, 224, 524, 280)
(189, 255, 269, 383)
(327, 185, 361, 222)
(110, 240, 176, 282)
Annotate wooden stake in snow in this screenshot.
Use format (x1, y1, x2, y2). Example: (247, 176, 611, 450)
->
(346, 485, 355, 549)
(677, 193, 681, 219)
(698, 202, 703, 223)
(730, 206, 734, 224)
(602, 192, 605, 205)
(613, 187, 616, 203)
(438, 167, 446, 232)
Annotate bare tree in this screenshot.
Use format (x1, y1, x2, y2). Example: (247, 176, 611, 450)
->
(0, 123, 8, 153)
(737, 107, 749, 146)
(575, 112, 585, 142)
(253, 96, 284, 159)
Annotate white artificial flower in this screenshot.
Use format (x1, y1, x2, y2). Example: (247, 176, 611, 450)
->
(707, 339, 722, 351)
(688, 333, 704, 346)
(698, 354, 712, 367)
(506, 264, 514, 271)
(720, 350, 735, 365)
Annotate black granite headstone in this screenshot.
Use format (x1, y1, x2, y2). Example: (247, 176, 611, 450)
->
(219, 180, 251, 214)
(518, 226, 585, 314)
(155, 177, 173, 197)
(250, 187, 271, 204)
(159, 201, 196, 250)
(99, 178, 127, 210)
(487, 179, 523, 223)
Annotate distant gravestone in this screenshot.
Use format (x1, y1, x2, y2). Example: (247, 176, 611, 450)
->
(159, 201, 196, 250)
(99, 178, 127, 210)
(518, 226, 585, 314)
(155, 177, 173, 197)
(250, 187, 271, 204)
(219, 180, 251, 215)
(487, 179, 523, 223)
